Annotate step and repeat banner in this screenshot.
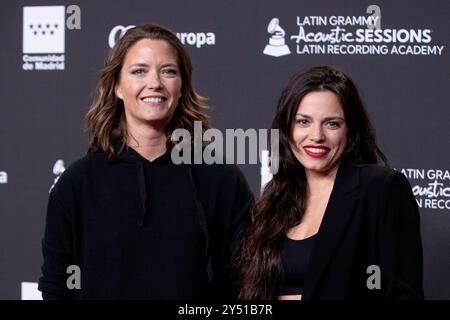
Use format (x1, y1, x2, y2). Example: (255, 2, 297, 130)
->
(0, 0, 449, 299)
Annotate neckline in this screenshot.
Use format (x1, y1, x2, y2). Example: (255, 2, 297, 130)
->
(127, 145, 173, 165)
(285, 232, 318, 242)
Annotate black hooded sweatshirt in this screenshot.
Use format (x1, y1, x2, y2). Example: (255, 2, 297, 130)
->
(38, 146, 253, 299)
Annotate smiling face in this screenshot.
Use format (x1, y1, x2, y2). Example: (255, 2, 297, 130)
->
(291, 90, 350, 176)
(115, 39, 182, 132)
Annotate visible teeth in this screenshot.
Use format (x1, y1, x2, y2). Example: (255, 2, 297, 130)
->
(142, 97, 164, 103)
(305, 147, 328, 154)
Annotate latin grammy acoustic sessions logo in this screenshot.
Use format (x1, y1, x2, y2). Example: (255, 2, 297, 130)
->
(108, 25, 216, 49)
(0, 169, 8, 184)
(263, 18, 291, 57)
(49, 159, 66, 192)
(22, 5, 81, 71)
(263, 5, 445, 57)
(400, 168, 450, 211)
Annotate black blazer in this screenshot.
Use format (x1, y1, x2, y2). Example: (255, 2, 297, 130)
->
(302, 163, 424, 300)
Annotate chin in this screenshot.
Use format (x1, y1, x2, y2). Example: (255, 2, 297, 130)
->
(141, 112, 170, 120)
(305, 166, 326, 173)
(143, 118, 171, 125)
(302, 162, 330, 172)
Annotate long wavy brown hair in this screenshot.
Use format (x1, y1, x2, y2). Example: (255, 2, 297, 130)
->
(85, 24, 210, 159)
(238, 66, 388, 300)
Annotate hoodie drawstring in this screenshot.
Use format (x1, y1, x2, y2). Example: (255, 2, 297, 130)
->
(133, 156, 213, 282)
(188, 165, 214, 282)
(135, 159, 147, 227)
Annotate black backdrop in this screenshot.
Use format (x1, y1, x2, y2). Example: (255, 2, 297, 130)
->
(0, 0, 449, 299)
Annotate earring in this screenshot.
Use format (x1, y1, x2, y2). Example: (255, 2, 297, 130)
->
(346, 141, 355, 153)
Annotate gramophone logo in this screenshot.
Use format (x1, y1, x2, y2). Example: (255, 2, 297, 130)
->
(263, 18, 291, 57)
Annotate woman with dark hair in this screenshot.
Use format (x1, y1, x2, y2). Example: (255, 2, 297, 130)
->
(238, 66, 423, 300)
(38, 24, 253, 299)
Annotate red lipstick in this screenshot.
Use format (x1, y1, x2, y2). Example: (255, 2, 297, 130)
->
(302, 145, 330, 158)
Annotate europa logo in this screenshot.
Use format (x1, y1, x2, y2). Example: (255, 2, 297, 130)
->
(108, 25, 216, 49)
(400, 168, 450, 210)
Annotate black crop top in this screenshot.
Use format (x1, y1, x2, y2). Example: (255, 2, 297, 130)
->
(278, 233, 318, 295)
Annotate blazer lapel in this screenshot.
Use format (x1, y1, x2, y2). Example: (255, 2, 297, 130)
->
(302, 164, 361, 299)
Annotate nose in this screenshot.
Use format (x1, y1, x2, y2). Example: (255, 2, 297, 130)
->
(309, 124, 325, 142)
(146, 71, 162, 90)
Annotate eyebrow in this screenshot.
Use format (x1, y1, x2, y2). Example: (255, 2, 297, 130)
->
(128, 63, 148, 68)
(296, 113, 345, 121)
(128, 63, 178, 68)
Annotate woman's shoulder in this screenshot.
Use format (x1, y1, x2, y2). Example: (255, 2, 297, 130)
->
(52, 152, 109, 188)
(64, 152, 108, 174)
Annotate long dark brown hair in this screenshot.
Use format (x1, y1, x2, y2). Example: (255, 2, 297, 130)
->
(85, 23, 210, 159)
(238, 66, 388, 299)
